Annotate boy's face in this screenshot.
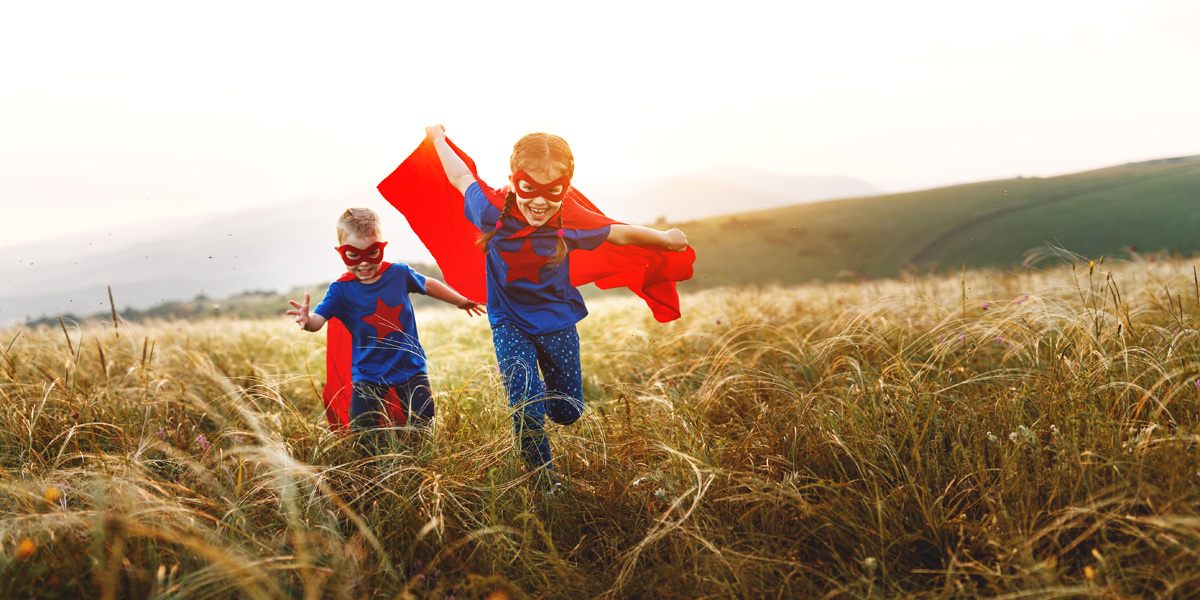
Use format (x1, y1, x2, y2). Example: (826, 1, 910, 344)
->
(509, 165, 568, 227)
(339, 233, 386, 283)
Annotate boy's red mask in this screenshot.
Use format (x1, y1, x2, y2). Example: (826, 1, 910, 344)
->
(512, 170, 570, 202)
(335, 241, 387, 265)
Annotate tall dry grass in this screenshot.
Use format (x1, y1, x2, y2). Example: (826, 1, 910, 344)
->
(3, 252, 1200, 598)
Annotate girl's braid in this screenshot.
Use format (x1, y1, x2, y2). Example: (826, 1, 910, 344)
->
(547, 209, 568, 267)
(476, 190, 517, 252)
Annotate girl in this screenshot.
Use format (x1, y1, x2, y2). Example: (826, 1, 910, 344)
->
(423, 125, 689, 484)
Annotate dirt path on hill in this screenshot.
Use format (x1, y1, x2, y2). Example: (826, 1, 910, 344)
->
(908, 161, 1200, 266)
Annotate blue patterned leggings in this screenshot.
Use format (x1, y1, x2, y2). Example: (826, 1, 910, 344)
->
(492, 323, 585, 472)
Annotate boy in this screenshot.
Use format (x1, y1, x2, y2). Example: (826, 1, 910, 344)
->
(288, 208, 484, 436)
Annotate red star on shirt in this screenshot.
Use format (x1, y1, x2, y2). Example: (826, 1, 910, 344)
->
(499, 238, 551, 283)
(361, 298, 405, 339)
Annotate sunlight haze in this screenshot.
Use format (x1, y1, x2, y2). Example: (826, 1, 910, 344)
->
(2, 0, 1197, 247)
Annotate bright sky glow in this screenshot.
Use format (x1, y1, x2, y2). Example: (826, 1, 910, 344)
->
(2, 0, 1197, 247)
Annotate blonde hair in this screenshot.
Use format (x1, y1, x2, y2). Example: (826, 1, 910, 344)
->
(477, 133, 574, 266)
(509, 132, 574, 180)
(336, 208, 382, 244)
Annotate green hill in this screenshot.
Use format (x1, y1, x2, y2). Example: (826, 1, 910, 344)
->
(679, 155, 1200, 287)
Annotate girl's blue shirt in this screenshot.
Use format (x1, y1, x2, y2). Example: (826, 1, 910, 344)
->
(464, 182, 610, 335)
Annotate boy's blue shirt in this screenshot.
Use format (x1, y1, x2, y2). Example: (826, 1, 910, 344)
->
(314, 263, 428, 384)
(464, 182, 610, 335)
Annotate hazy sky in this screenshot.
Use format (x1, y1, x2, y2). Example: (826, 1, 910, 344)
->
(3, 0, 1197, 248)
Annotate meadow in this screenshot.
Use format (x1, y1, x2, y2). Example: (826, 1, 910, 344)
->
(3, 251, 1200, 599)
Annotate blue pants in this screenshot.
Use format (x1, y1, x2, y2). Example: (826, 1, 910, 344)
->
(492, 323, 585, 472)
(351, 374, 435, 432)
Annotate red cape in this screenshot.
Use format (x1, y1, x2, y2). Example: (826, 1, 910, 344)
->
(323, 263, 409, 431)
(376, 136, 696, 319)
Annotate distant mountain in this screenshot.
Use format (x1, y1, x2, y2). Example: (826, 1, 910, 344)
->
(681, 155, 1200, 288)
(14, 156, 1197, 328)
(0, 190, 432, 327)
(587, 166, 881, 223)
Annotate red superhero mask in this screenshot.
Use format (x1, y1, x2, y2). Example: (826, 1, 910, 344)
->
(335, 241, 387, 265)
(512, 170, 570, 202)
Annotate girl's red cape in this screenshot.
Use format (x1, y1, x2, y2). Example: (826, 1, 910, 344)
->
(377, 136, 695, 315)
(322, 137, 696, 430)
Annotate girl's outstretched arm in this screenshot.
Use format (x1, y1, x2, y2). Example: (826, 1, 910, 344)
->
(425, 125, 476, 195)
(607, 224, 689, 251)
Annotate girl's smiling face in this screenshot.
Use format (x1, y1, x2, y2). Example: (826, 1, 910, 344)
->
(510, 165, 568, 227)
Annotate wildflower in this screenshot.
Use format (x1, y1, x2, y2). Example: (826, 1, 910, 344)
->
(156, 428, 166, 440)
(987, 432, 998, 443)
(234, 434, 245, 443)
(715, 318, 721, 324)
(860, 556, 878, 573)
(45, 485, 62, 505)
(938, 335, 945, 342)
(981, 302, 990, 310)
(1195, 380, 1200, 388)
(16, 538, 35, 561)
(197, 434, 211, 453)
(996, 336, 1004, 344)
(1084, 565, 1097, 580)
(71, 411, 79, 420)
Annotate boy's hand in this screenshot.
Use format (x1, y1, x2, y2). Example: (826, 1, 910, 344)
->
(287, 293, 312, 329)
(665, 228, 688, 251)
(425, 124, 446, 141)
(457, 299, 486, 317)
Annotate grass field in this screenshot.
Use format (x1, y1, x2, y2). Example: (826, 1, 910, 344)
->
(3, 252, 1200, 598)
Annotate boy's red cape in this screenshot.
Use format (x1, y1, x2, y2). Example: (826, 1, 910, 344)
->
(322, 136, 696, 430)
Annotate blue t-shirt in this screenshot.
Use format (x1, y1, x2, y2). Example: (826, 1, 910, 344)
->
(464, 182, 610, 335)
(313, 263, 428, 384)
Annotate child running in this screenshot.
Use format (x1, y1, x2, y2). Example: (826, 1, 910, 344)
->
(287, 208, 483, 441)
(422, 125, 689, 486)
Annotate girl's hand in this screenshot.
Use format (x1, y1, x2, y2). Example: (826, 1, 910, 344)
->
(665, 228, 688, 251)
(425, 124, 446, 141)
(287, 293, 312, 329)
(457, 299, 486, 317)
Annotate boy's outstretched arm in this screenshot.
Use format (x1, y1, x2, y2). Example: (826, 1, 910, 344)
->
(424, 279, 486, 317)
(287, 293, 328, 332)
(425, 125, 476, 196)
(607, 225, 689, 251)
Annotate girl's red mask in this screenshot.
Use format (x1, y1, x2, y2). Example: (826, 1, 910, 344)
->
(512, 170, 570, 202)
(335, 241, 387, 265)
